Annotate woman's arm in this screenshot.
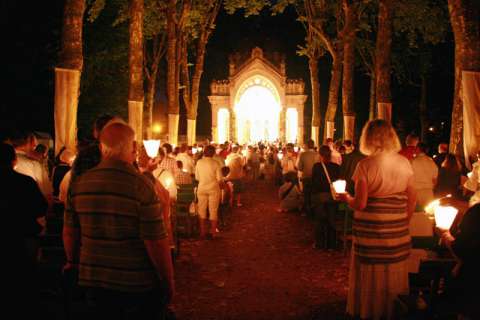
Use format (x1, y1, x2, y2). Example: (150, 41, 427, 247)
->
(406, 176, 417, 221)
(342, 178, 368, 211)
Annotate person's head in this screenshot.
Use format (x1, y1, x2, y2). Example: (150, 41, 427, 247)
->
(221, 166, 230, 178)
(325, 138, 334, 148)
(180, 143, 188, 153)
(232, 145, 239, 153)
(416, 142, 428, 154)
(339, 145, 346, 155)
(203, 145, 216, 157)
(284, 171, 298, 184)
(162, 143, 173, 155)
(438, 143, 448, 154)
(176, 160, 183, 170)
(306, 139, 315, 150)
(319, 145, 332, 162)
(343, 140, 354, 154)
(99, 123, 136, 163)
(359, 119, 401, 156)
(442, 154, 460, 171)
(34, 144, 48, 157)
(10, 130, 37, 152)
(405, 133, 419, 147)
(0, 143, 17, 169)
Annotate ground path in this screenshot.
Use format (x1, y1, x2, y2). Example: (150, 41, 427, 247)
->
(172, 179, 349, 320)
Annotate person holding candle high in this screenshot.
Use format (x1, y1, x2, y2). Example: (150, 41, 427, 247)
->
(337, 119, 416, 320)
(439, 203, 480, 319)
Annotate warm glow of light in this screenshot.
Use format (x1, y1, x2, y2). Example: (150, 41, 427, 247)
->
(143, 140, 161, 158)
(192, 147, 198, 155)
(425, 194, 452, 215)
(235, 85, 280, 144)
(164, 178, 173, 188)
(218, 108, 230, 143)
(332, 180, 346, 194)
(241, 149, 248, 157)
(434, 206, 458, 230)
(467, 172, 473, 179)
(153, 123, 161, 133)
(294, 146, 299, 153)
(277, 152, 283, 160)
(286, 108, 298, 143)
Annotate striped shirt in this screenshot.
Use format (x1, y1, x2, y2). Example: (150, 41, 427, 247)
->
(65, 159, 167, 292)
(351, 153, 413, 264)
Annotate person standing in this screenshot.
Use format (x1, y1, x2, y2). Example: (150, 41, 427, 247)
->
(411, 143, 438, 208)
(63, 123, 174, 319)
(399, 133, 419, 161)
(296, 139, 320, 217)
(195, 145, 222, 239)
(340, 142, 365, 196)
(338, 120, 416, 320)
(225, 145, 245, 207)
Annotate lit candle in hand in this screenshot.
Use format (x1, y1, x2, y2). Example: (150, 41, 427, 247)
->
(143, 140, 161, 158)
(333, 180, 347, 194)
(434, 205, 458, 231)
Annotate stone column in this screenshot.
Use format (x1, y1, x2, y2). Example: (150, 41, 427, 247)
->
(297, 105, 304, 146)
(211, 104, 218, 142)
(279, 107, 286, 143)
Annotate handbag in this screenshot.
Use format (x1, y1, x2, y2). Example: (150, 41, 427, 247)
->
(320, 161, 337, 200)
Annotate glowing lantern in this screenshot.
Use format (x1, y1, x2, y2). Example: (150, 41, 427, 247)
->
(277, 152, 283, 160)
(332, 180, 347, 194)
(192, 147, 198, 155)
(467, 172, 473, 179)
(164, 178, 173, 188)
(143, 140, 161, 158)
(434, 206, 458, 230)
(425, 194, 452, 215)
(241, 149, 248, 157)
(294, 146, 299, 153)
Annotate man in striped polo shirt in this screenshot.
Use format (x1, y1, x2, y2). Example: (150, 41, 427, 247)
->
(63, 123, 175, 319)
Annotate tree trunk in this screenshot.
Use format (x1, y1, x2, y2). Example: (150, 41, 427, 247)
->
(324, 54, 343, 141)
(54, 0, 85, 155)
(448, 0, 480, 156)
(144, 69, 157, 138)
(342, 0, 357, 141)
(419, 74, 428, 142)
(128, 0, 144, 141)
(375, 0, 393, 121)
(368, 73, 376, 120)
(309, 57, 321, 146)
(166, 0, 178, 144)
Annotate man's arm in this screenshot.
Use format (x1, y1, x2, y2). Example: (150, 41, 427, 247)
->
(63, 225, 80, 269)
(144, 238, 175, 302)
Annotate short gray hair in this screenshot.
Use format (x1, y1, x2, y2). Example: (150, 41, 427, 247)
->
(100, 123, 135, 159)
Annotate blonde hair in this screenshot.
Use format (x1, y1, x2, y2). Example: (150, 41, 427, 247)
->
(359, 119, 401, 156)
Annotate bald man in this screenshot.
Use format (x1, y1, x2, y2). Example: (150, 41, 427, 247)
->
(63, 123, 174, 318)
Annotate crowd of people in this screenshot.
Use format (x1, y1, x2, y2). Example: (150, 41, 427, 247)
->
(2, 115, 480, 319)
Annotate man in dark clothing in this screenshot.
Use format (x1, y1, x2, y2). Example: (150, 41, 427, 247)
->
(340, 143, 365, 195)
(0, 143, 48, 316)
(433, 142, 448, 168)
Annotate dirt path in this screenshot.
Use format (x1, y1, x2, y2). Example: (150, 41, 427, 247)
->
(172, 180, 349, 320)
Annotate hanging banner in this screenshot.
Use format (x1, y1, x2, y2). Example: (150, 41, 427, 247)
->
(343, 114, 355, 142)
(128, 100, 143, 142)
(377, 102, 392, 122)
(168, 113, 179, 146)
(54, 67, 80, 156)
(462, 71, 480, 170)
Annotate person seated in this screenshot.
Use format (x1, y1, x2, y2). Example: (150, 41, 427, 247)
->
(174, 160, 193, 186)
(277, 171, 302, 213)
(439, 203, 480, 319)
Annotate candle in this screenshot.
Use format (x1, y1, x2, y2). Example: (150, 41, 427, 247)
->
(434, 205, 458, 230)
(332, 180, 347, 194)
(143, 140, 161, 158)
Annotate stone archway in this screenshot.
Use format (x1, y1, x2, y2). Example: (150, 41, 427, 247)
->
(208, 47, 307, 144)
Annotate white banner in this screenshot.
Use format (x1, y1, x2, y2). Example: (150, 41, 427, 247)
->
(343, 115, 355, 141)
(462, 71, 480, 170)
(128, 100, 143, 142)
(311, 126, 319, 147)
(187, 119, 196, 146)
(168, 113, 179, 146)
(377, 102, 392, 122)
(54, 68, 80, 156)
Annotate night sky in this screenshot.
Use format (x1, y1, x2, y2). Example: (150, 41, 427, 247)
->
(2, 1, 454, 144)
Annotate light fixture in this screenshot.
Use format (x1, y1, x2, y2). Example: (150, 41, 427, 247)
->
(143, 140, 161, 158)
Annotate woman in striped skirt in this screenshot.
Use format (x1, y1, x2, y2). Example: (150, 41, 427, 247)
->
(338, 120, 417, 320)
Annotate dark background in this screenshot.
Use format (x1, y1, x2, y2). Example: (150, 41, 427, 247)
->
(2, 1, 454, 146)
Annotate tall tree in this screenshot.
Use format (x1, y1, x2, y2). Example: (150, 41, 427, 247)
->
(374, 0, 393, 121)
(447, 0, 480, 157)
(341, 0, 359, 141)
(181, 0, 221, 145)
(54, 0, 86, 155)
(128, 0, 144, 141)
(166, 0, 178, 145)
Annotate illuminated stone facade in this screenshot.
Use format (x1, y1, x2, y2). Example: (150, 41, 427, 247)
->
(208, 47, 307, 144)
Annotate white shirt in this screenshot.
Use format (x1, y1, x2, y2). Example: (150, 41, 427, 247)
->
(411, 153, 438, 190)
(226, 152, 244, 180)
(176, 152, 195, 174)
(464, 160, 480, 207)
(195, 157, 222, 192)
(15, 150, 52, 198)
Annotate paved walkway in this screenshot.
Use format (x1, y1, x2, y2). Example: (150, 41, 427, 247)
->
(171, 179, 349, 320)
